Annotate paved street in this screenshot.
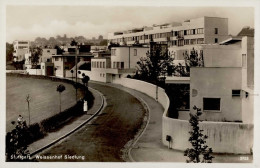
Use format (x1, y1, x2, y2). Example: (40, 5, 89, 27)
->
(37, 82, 145, 162)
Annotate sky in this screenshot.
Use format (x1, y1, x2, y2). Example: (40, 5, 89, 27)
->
(6, 6, 254, 43)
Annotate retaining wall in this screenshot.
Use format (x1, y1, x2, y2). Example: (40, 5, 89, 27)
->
(162, 115, 253, 154)
(112, 77, 253, 154)
(26, 69, 42, 75)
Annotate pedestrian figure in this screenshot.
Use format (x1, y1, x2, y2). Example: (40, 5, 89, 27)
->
(17, 115, 23, 124)
(84, 100, 88, 112)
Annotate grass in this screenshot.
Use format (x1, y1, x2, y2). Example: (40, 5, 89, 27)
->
(6, 75, 84, 132)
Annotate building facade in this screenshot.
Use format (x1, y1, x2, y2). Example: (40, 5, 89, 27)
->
(13, 40, 30, 62)
(108, 17, 229, 47)
(189, 36, 254, 123)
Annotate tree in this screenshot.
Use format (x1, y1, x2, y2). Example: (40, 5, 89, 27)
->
(6, 42, 14, 63)
(6, 117, 31, 161)
(54, 45, 64, 55)
(184, 106, 214, 163)
(70, 39, 78, 46)
(99, 39, 108, 46)
(176, 48, 204, 77)
(56, 84, 66, 113)
(82, 75, 90, 98)
(135, 42, 174, 84)
(107, 42, 120, 50)
(30, 47, 42, 69)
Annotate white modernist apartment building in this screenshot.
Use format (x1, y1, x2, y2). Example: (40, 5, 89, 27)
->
(108, 16, 229, 47)
(13, 40, 30, 62)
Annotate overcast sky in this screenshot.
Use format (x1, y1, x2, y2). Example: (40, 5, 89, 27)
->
(6, 6, 254, 43)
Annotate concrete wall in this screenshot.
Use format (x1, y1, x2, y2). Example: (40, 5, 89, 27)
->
(110, 77, 253, 154)
(190, 67, 243, 122)
(65, 70, 107, 83)
(112, 78, 169, 108)
(162, 116, 253, 154)
(26, 69, 42, 75)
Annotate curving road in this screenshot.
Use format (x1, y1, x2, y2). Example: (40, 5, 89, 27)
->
(37, 82, 146, 162)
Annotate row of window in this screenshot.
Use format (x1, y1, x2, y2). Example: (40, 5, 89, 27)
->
(111, 49, 138, 56)
(110, 28, 205, 43)
(171, 38, 205, 46)
(113, 62, 124, 69)
(92, 61, 106, 68)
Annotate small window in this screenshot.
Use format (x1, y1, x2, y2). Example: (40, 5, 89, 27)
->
(103, 62, 105, 68)
(232, 90, 241, 97)
(242, 54, 247, 68)
(55, 57, 59, 61)
(184, 30, 187, 35)
(215, 38, 218, 43)
(134, 49, 137, 56)
(121, 62, 124, 69)
(47, 50, 50, 53)
(215, 28, 218, 34)
(203, 98, 221, 111)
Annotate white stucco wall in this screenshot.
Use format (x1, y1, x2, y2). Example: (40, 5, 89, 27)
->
(26, 69, 42, 75)
(162, 116, 253, 154)
(111, 47, 148, 69)
(110, 77, 253, 154)
(190, 67, 243, 122)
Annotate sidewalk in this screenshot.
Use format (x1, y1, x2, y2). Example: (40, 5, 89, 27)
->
(99, 82, 253, 163)
(28, 86, 103, 154)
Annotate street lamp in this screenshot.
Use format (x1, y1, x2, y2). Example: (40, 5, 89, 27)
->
(26, 94, 31, 126)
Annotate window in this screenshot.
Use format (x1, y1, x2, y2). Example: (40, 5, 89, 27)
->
(103, 62, 105, 68)
(100, 62, 102, 68)
(97, 62, 99, 68)
(47, 50, 50, 53)
(232, 90, 241, 97)
(190, 39, 197, 44)
(184, 39, 189, 45)
(242, 54, 247, 68)
(203, 98, 221, 111)
(172, 40, 177, 46)
(47, 59, 50, 62)
(197, 38, 204, 44)
(111, 49, 116, 56)
(134, 49, 137, 56)
(121, 62, 124, 69)
(215, 38, 218, 43)
(184, 30, 187, 35)
(55, 57, 59, 61)
(113, 62, 116, 68)
(197, 28, 204, 34)
(117, 62, 120, 69)
(215, 28, 218, 34)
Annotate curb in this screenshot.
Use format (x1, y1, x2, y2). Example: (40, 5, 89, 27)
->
(127, 96, 151, 162)
(30, 87, 104, 157)
(92, 82, 151, 162)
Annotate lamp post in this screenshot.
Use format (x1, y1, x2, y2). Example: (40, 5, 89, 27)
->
(75, 44, 80, 102)
(26, 94, 31, 126)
